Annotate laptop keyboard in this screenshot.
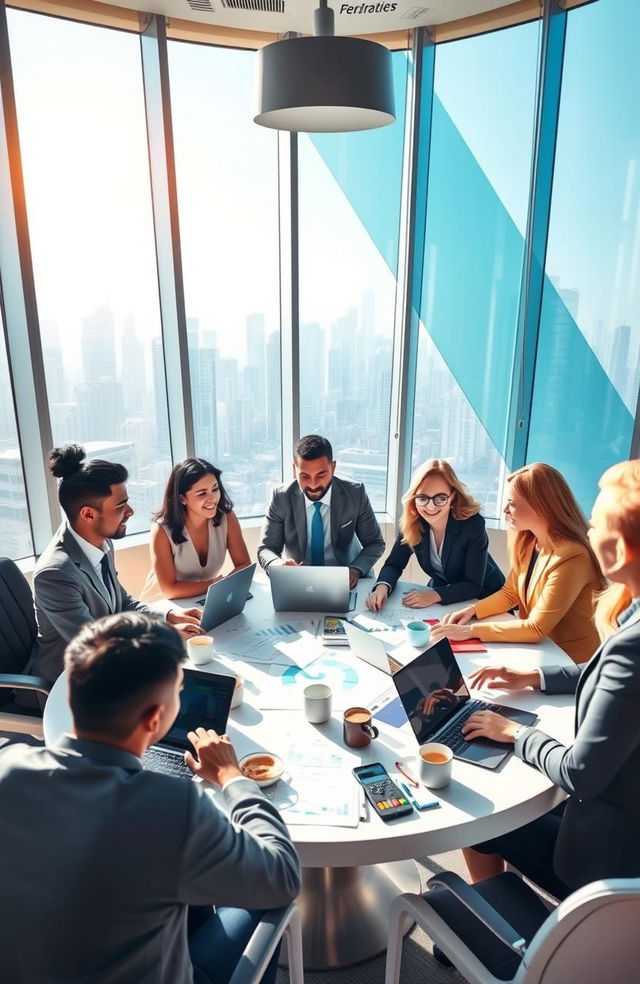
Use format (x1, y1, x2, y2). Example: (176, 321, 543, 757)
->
(436, 699, 502, 754)
(143, 747, 193, 780)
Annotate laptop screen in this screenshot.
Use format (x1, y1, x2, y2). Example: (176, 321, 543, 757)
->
(162, 669, 235, 751)
(392, 639, 470, 745)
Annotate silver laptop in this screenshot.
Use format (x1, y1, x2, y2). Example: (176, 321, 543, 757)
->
(200, 564, 256, 631)
(269, 565, 353, 613)
(143, 668, 235, 779)
(343, 620, 403, 675)
(393, 639, 537, 770)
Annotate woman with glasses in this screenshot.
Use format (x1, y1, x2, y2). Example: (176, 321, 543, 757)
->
(431, 462, 604, 663)
(366, 459, 504, 612)
(147, 458, 250, 601)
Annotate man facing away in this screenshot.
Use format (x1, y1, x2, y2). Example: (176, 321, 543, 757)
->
(0, 613, 301, 984)
(32, 443, 203, 683)
(258, 434, 385, 589)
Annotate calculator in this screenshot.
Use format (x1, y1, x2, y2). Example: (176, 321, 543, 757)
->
(353, 763, 414, 822)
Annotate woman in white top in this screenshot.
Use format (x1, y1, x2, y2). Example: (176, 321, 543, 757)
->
(366, 459, 504, 612)
(150, 458, 251, 600)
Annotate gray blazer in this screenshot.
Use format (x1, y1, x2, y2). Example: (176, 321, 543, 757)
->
(516, 606, 640, 890)
(0, 735, 300, 984)
(258, 476, 385, 576)
(32, 524, 151, 683)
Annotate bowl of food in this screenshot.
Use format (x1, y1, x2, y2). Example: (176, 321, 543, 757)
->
(239, 752, 284, 788)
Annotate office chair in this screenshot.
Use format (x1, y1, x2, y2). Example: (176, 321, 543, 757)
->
(192, 903, 304, 984)
(386, 870, 640, 984)
(0, 557, 50, 737)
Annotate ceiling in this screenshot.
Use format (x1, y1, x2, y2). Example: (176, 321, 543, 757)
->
(96, 0, 530, 37)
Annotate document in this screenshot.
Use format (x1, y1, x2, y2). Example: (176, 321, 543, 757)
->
(265, 736, 359, 827)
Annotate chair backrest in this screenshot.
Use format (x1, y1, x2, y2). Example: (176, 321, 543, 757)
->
(0, 557, 37, 678)
(517, 879, 640, 984)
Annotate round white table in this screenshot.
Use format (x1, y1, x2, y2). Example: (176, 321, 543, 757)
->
(44, 579, 574, 969)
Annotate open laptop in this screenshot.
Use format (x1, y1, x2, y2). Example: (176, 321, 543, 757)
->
(200, 563, 256, 631)
(143, 667, 235, 779)
(343, 620, 404, 675)
(269, 565, 353, 613)
(392, 638, 537, 770)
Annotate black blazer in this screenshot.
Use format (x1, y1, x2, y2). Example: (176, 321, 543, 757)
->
(376, 513, 504, 605)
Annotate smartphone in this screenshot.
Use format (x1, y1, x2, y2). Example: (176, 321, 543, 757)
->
(353, 762, 414, 822)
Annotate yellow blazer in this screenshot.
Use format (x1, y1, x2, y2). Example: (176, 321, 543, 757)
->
(473, 538, 600, 664)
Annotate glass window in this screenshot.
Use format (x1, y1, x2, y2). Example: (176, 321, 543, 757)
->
(0, 307, 33, 559)
(528, 0, 640, 511)
(298, 51, 408, 512)
(411, 24, 541, 518)
(169, 41, 282, 518)
(8, 11, 171, 535)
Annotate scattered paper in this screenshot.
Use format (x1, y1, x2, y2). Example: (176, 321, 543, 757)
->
(264, 736, 359, 827)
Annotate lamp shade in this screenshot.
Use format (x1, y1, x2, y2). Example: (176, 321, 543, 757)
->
(254, 35, 395, 133)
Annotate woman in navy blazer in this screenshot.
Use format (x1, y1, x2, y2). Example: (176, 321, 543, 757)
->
(367, 459, 504, 612)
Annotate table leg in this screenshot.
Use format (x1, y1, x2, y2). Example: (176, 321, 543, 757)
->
(282, 860, 421, 970)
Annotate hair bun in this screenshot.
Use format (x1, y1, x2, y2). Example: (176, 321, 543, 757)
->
(48, 444, 86, 479)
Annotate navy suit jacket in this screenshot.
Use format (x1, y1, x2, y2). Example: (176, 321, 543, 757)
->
(376, 513, 504, 605)
(516, 606, 640, 890)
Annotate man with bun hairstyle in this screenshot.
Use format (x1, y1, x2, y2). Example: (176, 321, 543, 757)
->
(32, 444, 203, 683)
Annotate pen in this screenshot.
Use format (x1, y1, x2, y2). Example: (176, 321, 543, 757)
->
(395, 761, 420, 788)
(359, 787, 370, 823)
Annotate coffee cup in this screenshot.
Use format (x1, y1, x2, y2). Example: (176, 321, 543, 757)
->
(343, 707, 379, 748)
(419, 742, 453, 788)
(230, 675, 244, 710)
(406, 620, 431, 648)
(186, 635, 215, 665)
(304, 683, 332, 724)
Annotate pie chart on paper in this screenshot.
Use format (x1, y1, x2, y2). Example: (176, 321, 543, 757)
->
(281, 657, 358, 690)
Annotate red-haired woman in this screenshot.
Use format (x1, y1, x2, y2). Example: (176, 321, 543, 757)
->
(432, 462, 605, 664)
(366, 459, 504, 613)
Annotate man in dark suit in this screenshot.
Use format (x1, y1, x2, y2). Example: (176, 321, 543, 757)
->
(258, 434, 385, 588)
(33, 444, 202, 683)
(0, 613, 301, 983)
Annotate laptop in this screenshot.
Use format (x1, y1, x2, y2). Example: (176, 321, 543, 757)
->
(392, 638, 537, 770)
(200, 564, 256, 631)
(269, 565, 353, 613)
(143, 667, 235, 779)
(343, 620, 404, 675)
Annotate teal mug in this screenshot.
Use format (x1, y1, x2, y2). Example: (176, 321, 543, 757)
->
(406, 620, 431, 648)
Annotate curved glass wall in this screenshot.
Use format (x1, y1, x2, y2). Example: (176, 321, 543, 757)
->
(168, 41, 282, 518)
(528, 0, 640, 510)
(0, 310, 32, 559)
(298, 51, 408, 512)
(411, 22, 541, 519)
(8, 10, 170, 535)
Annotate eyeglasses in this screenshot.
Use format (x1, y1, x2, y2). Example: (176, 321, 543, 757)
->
(414, 493, 451, 508)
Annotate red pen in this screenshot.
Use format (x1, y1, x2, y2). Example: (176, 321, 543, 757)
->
(395, 761, 419, 788)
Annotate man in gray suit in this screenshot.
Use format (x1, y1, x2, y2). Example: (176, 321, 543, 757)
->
(33, 444, 202, 683)
(258, 434, 385, 588)
(0, 612, 301, 983)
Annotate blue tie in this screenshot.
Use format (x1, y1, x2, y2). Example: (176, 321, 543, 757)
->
(310, 502, 325, 566)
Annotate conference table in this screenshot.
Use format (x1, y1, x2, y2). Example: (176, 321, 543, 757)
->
(43, 577, 574, 969)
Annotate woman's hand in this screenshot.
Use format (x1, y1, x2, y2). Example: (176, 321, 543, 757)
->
(366, 585, 389, 612)
(430, 622, 474, 643)
(461, 710, 520, 744)
(468, 665, 540, 692)
(442, 605, 476, 625)
(401, 588, 441, 609)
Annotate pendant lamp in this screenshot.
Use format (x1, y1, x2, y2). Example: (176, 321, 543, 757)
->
(253, 0, 395, 133)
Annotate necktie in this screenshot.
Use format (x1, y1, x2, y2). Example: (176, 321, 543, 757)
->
(310, 502, 325, 566)
(100, 553, 115, 607)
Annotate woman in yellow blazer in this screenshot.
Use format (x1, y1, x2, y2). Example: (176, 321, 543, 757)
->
(431, 463, 605, 664)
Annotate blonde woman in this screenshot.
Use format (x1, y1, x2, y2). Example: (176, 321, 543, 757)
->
(432, 462, 605, 663)
(456, 459, 640, 898)
(366, 459, 504, 612)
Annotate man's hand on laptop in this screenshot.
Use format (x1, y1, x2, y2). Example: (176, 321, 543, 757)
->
(468, 665, 540, 692)
(461, 710, 519, 744)
(270, 558, 301, 567)
(348, 567, 360, 589)
(185, 728, 242, 786)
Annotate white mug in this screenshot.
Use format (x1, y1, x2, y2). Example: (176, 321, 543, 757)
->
(230, 675, 244, 710)
(186, 635, 215, 665)
(418, 742, 453, 788)
(304, 683, 332, 724)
